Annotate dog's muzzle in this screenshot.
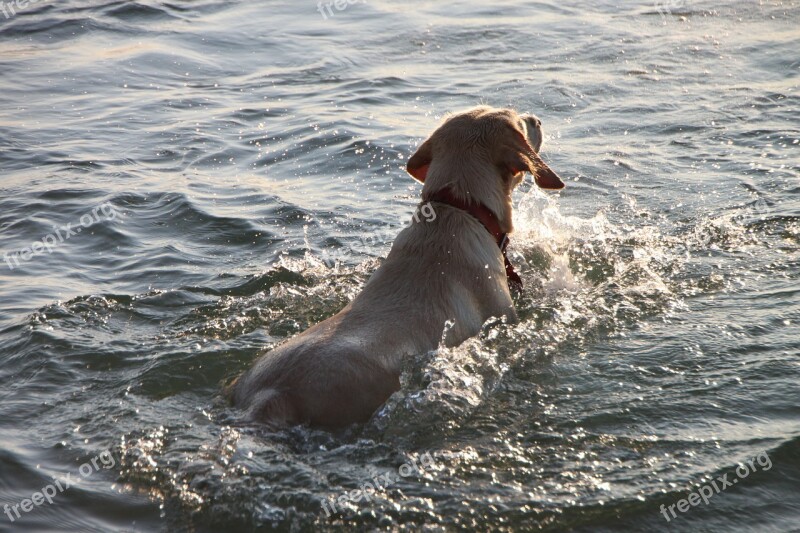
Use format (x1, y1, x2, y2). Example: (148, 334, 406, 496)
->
(522, 115, 544, 153)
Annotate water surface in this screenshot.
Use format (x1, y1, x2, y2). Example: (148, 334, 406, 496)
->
(0, 0, 798, 531)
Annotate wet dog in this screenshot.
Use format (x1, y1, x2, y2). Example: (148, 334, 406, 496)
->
(227, 106, 564, 428)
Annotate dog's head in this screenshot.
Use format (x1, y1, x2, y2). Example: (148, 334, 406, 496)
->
(406, 106, 564, 232)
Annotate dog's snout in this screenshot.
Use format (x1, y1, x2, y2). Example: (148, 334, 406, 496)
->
(522, 115, 544, 153)
(525, 115, 542, 128)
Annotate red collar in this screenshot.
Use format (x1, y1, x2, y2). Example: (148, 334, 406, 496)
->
(428, 188, 523, 293)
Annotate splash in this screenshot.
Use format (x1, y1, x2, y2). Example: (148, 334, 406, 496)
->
(366, 186, 695, 438)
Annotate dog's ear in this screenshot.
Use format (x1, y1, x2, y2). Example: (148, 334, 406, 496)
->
(500, 141, 536, 178)
(529, 151, 565, 190)
(407, 138, 433, 183)
(503, 129, 565, 190)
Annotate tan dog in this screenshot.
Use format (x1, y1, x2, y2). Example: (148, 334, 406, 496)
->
(227, 106, 564, 428)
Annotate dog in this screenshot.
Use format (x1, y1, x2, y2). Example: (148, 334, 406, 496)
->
(226, 106, 564, 429)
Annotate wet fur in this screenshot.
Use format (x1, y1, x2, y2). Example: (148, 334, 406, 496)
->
(226, 106, 563, 429)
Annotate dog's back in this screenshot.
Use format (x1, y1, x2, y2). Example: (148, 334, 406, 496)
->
(228, 207, 514, 427)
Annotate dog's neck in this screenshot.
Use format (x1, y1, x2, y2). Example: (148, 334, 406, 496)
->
(424, 186, 523, 292)
(427, 187, 505, 242)
(420, 159, 513, 233)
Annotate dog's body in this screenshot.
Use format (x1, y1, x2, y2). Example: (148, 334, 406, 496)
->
(227, 106, 564, 428)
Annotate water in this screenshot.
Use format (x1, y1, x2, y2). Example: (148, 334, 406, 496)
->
(0, 0, 798, 531)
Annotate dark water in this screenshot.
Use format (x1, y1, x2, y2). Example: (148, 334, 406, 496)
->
(1, 0, 798, 531)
